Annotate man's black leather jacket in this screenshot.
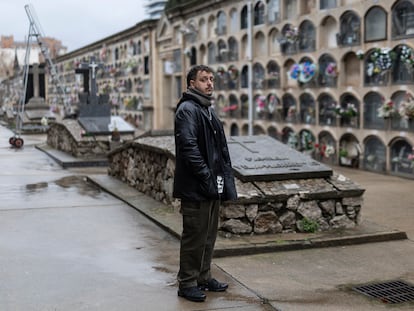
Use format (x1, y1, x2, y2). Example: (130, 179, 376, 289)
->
(173, 96, 237, 202)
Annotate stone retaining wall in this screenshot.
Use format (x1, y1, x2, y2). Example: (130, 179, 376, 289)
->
(47, 120, 133, 158)
(108, 135, 365, 235)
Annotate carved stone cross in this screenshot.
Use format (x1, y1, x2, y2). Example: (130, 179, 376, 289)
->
(76, 56, 104, 97)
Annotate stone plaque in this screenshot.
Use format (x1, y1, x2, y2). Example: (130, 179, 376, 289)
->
(108, 116, 135, 134)
(79, 116, 135, 135)
(25, 110, 56, 120)
(78, 117, 111, 134)
(227, 136, 332, 182)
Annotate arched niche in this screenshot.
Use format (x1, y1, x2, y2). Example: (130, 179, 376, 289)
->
(339, 133, 361, 168)
(343, 51, 360, 87)
(230, 123, 239, 136)
(267, 125, 279, 140)
(319, 15, 337, 49)
(317, 131, 337, 165)
(389, 137, 414, 176)
(363, 135, 386, 173)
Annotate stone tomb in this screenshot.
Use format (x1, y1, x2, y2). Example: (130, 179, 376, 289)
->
(227, 135, 332, 181)
(75, 56, 134, 136)
(46, 57, 135, 160)
(107, 135, 365, 235)
(21, 96, 56, 133)
(12, 63, 55, 133)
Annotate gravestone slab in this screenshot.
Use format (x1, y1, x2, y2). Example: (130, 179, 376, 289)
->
(227, 135, 332, 181)
(25, 110, 56, 120)
(108, 116, 135, 135)
(24, 96, 56, 120)
(79, 115, 135, 135)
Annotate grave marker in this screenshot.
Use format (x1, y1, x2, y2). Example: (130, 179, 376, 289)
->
(227, 135, 332, 181)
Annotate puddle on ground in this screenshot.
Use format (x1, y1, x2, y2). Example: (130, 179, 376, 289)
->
(25, 182, 48, 193)
(24, 175, 102, 198)
(54, 175, 102, 197)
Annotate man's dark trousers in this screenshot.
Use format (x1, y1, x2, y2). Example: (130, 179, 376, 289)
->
(178, 200, 220, 289)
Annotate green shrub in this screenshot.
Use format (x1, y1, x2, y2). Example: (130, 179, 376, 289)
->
(299, 217, 319, 233)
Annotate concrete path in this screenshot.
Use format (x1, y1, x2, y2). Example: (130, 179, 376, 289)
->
(1, 124, 414, 310)
(0, 126, 272, 311)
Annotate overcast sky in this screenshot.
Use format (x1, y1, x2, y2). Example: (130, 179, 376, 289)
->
(0, 0, 148, 52)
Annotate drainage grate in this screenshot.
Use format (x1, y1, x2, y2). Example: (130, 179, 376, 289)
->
(353, 280, 414, 304)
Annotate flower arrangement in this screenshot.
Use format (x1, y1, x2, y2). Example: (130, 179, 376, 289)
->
(300, 131, 314, 151)
(316, 143, 335, 158)
(228, 66, 239, 80)
(267, 94, 279, 114)
(289, 63, 301, 80)
(116, 80, 126, 92)
(125, 96, 138, 110)
(109, 66, 118, 77)
(287, 132, 298, 149)
(290, 62, 317, 83)
(325, 145, 335, 157)
(222, 104, 238, 112)
(101, 82, 112, 94)
(125, 58, 138, 73)
(356, 50, 364, 60)
(399, 45, 414, 67)
(339, 148, 348, 158)
(299, 62, 317, 83)
(216, 66, 225, 77)
(288, 105, 297, 117)
(367, 47, 397, 76)
(377, 98, 396, 118)
(255, 95, 267, 113)
(325, 62, 338, 77)
(284, 26, 299, 43)
(269, 71, 279, 78)
(398, 93, 414, 119)
(335, 103, 358, 117)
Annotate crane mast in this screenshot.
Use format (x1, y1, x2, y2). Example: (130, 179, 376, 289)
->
(23, 4, 68, 114)
(9, 4, 69, 148)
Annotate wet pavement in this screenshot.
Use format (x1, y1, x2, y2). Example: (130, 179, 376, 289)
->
(0, 126, 272, 310)
(1, 124, 414, 310)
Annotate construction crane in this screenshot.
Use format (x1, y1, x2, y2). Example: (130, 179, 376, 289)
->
(9, 4, 69, 148)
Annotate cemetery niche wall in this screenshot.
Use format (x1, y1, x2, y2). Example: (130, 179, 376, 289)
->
(108, 134, 365, 235)
(46, 57, 136, 159)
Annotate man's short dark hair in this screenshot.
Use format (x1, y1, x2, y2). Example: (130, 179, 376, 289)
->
(186, 65, 214, 88)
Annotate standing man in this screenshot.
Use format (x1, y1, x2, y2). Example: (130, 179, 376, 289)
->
(173, 65, 237, 302)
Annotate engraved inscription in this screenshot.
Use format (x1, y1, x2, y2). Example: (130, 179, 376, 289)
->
(227, 136, 332, 182)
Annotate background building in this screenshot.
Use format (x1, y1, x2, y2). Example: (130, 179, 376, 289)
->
(5, 0, 414, 179)
(0, 35, 66, 82)
(0, 35, 66, 111)
(145, 0, 168, 19)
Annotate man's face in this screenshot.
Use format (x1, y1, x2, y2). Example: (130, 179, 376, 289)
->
(190, 70, 214, 96)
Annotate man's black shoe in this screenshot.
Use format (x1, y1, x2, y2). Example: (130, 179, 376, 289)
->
(198, 278, 228, 292)
(178, 286, 206, 302)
